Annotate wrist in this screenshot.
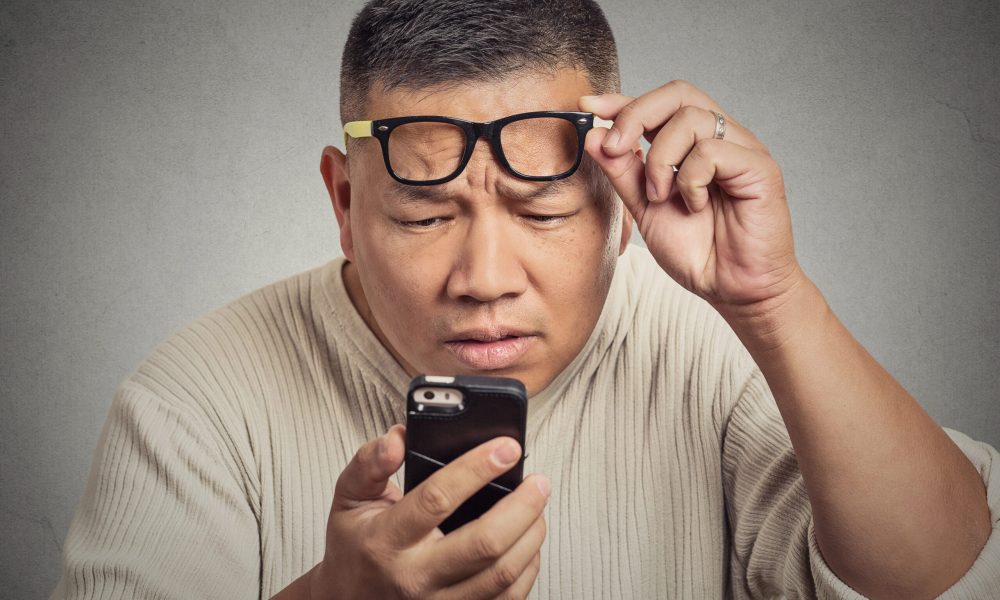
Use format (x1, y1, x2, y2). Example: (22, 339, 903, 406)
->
(713, 270, 831, 358)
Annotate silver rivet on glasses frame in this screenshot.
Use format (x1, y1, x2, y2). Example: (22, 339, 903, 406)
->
(577, 118, 588, 124)
(378, 125, 389, 131)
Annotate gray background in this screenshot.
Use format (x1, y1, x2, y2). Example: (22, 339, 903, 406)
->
(2, 0, 998, 596)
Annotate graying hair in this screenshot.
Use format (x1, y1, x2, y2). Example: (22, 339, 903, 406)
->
(339, 0, 621, 123)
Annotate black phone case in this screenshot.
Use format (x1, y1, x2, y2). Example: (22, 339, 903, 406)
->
(404, 375, 528, 534)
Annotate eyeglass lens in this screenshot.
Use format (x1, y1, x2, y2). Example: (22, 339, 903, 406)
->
(385, 117, 580, 182)
(387, 122, 466, 181)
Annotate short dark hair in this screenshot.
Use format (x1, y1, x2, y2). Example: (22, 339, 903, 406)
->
(339, 0, 620, 123)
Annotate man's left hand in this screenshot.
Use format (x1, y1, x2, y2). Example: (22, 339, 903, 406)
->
(581, 81, 804, 317)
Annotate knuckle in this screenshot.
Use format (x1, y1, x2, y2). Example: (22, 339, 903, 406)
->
(345, 448, 365, 472)
(353, 439, 378, 468)
(675, 104, 701, 123)
(416, 479, 455, 519)
(471, 531, 505, 561)
(496, 558, 539, 600)
(490, 559, 522, 590)
(668, 79, 693, 94)
(616, 101, 639, 121)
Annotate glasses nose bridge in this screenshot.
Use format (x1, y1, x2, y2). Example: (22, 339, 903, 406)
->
(466, 120, 504, 163)
(472, 120, 497, 138)
(470, 120, 501, 146)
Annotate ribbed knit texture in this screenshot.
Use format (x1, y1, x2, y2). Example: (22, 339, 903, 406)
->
(52, 246, 1000, 599)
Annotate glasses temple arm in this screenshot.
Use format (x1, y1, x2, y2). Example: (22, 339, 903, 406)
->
(342, 120, 374, 148)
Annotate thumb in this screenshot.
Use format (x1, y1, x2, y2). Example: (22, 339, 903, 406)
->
(333, 424, 406, 510)
(584, 126, 650, 223)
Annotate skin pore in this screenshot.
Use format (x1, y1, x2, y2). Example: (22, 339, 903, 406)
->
(322, 68, 632, 396)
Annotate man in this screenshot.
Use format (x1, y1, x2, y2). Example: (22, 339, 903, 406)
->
(53, 0, 998, 598)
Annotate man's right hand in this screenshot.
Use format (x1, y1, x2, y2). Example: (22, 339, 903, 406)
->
(309, 425, 550, 600)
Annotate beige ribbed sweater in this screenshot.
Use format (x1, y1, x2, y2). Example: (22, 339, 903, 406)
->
(53, 246, 1000, 599)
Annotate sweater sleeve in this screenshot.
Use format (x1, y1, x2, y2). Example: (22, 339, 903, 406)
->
(721, 367, 1000, 599)
(50, 381, 261, 599)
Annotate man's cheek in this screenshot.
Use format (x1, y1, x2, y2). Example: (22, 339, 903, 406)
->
(372, 267, 437, 309)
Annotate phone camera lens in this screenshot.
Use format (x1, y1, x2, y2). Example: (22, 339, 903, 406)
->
(423, 391, 434, 400)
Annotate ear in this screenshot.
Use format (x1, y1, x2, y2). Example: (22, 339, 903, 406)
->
(321, 145, 355, 262)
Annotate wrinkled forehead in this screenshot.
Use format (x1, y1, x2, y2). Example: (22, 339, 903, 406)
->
(363, 68, 595, 122)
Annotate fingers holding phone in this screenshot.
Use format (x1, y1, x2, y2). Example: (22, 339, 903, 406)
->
(403, 375, 531, 533)
(383, 435, 525, 546)
(425, 473, 550, 596)
(377, 437, 550, 598)
(311, 376, 550, 600)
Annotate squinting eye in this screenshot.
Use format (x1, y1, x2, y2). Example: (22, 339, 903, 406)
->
(525, 214, 570, 225)
(400, 217, 445, 228)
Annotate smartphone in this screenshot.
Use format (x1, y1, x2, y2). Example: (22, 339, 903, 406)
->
(404, 374, 528, 534)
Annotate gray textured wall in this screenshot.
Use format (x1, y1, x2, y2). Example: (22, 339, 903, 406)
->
(2, 0, 998, 596)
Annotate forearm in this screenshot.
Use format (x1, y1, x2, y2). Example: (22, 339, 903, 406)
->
(718, 274, 991, 599)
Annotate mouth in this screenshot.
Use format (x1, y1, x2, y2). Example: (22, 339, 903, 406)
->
(443, 328, 537, 370)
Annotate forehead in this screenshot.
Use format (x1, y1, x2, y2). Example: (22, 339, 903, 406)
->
(365, 68, 595, 121)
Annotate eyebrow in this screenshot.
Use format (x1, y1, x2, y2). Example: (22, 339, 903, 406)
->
(389, 178, 574, 205)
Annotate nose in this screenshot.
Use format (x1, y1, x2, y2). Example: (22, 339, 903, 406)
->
(446, 215, 528, 303)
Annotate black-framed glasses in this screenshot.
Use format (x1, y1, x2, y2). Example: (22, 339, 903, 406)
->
(343, 111, 613, 186)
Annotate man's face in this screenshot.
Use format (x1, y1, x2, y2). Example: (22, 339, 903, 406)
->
(328, 68, 630, 396)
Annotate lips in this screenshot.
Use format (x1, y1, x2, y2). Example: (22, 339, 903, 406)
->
(443, 328, 536, 370)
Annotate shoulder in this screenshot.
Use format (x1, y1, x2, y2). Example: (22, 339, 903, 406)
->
(125, 257, 346, 415)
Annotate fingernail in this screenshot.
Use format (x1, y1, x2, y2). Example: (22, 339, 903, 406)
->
(534, 476, 551, 499)
(645, 179, 659, 202)
(491, 440, 520, 467)
(603, 128, 621, 149)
